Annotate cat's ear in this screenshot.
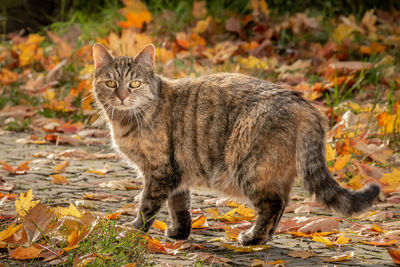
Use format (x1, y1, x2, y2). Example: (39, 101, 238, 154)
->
(134, 44, 155, 72)
(93, 43, 113, 70)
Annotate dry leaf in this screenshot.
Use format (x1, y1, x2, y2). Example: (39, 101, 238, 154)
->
(9, 245, 44, 260)
(153, 220, 168, 231)
(192, 216, 207, 228)
(15, 189, 40, 217)
(312, 236, 333, 246)
(99, 180, 142, 190)
(322, 251, 354, 262)
(388, 247, 400, 265)
(51, 174, 69, 185)
(287, 250, 316, 259)
(54, 203, 81, 218)
(54, 160, 69, 173)
(221, 243, 270, 252)
(333, 154, 351, 171)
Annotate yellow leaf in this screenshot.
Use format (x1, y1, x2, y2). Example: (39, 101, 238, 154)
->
(322, 251, 354, 262)
(312, 236, 333, 246)
(18, 34, 45, 66)
(377, 111, 400, 134)
(15, 189, 40, 217)
(221, 243, 270, 252)
(325, 144, 336, 161)
(380, 169, 400, 187)
(267, 259, 287, 265)
(192, 215, 207, 228)
(205, 207, 220, 217)
(333, 154, 351, 171)
(332, 24, 354, 43)
(225, 200, 241, 207)
(54, 160, 69, 173)
(334, 235, 350, 245)
(236, 205, 256, 220)
(153, 220, 168, 231)
(0, 224, 23, 242)
(54, 203, 82, 218)
(347, 175, 363, 190)
(371, 224, 385, 233)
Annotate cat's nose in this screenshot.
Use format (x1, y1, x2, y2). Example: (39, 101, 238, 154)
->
(117, 94, 128, 102)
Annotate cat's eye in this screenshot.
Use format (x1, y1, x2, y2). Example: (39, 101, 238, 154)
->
(129, 80, 141, 89)
(105, 80, 117, 88)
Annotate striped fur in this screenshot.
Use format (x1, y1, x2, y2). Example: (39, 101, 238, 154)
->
(92, 44, 380, 245)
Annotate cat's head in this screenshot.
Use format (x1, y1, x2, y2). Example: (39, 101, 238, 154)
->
(92, 43, 158, 112)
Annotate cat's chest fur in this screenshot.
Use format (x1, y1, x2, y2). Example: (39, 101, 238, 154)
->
(110, 120, 169, 173)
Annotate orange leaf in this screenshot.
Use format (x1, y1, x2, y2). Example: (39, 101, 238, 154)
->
(9, 245, 43, 260)
(333, 154, 351, 171)
(362, 240, 398, 246)
(153, 220, 168, 231)
(192, 215, 207, 228)
(119, 10, 152, 29)
(106, 212, 121, 220)
(0, 223, 23, 242)
(371, 224, 385, 233)
(1, 161, 15, 173)
(54, 160, 69, 173)
(388, 247, 400, 264)
(51, 174, 69, 185)
(15, 161, 30, 174)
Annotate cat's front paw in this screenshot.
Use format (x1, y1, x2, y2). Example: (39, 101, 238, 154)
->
(132, 217, 146, 232)
(238, 229, 266, 246)
(166, 224, 191, 240)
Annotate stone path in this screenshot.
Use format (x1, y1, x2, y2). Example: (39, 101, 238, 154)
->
(0, 132, 397, 266)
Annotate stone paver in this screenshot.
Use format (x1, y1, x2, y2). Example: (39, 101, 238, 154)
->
(0, 132, 397, 266)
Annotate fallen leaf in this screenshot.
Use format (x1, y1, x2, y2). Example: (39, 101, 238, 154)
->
(15, 189, 40, 217)
(51, 174, 69, 185)
(54, 203, 81, 218)
(99, 180, 142, 190)
(334, 235, 350, 245)
(287, 250, 316, 259)
(221, 243, 270, 252)
(322, 251, 354, 262)
(0, 224, 23, 245)
(192, 215, 208, 228)
(86, 165, 110, 175)
(388, 247, 400, 265)
(312, 236, 333, 246)
(54, 160, 69, 173)
(106, 212, 121, 220)
(333, 154, 352, 171)
(146, 237, 184, 255)
(153, 220, 168, 231)
(362, 240, 397, 246)
(9, 245, 44, 260)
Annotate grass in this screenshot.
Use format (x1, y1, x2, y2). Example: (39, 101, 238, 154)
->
(65, 218, 148, 266)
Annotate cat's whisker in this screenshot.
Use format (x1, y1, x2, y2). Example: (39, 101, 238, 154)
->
(136, 105, 154, 132)
(82, 93, 94, 101)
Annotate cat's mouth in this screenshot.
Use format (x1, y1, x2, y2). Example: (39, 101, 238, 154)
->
(113, 104, 133, 111)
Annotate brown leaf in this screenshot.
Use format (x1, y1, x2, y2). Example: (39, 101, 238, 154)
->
(47, 31, 72, 59)
(9, 245, 44, 260)
(99, 180, 142, 190)
(225, 16, 247, 39)
(276, 216, 339, 234)
(22, 203, 56, 245)
(287, 250, 316, 259)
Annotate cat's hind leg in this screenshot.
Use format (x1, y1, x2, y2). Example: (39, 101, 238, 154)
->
(166, 189, 191, 239)
(238, 193, 286, 245)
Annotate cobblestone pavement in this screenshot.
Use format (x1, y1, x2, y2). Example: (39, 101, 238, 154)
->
(0, 132, 397, 266)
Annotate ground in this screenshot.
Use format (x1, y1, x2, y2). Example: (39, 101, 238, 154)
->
(0, 131, 397, 266)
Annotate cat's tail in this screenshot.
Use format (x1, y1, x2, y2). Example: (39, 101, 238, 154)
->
(296, 109, 380, 216)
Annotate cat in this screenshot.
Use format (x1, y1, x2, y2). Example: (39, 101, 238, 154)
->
(92, 43, 380, 245)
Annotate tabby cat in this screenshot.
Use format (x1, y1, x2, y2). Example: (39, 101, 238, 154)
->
(92, 43, 380, 245)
